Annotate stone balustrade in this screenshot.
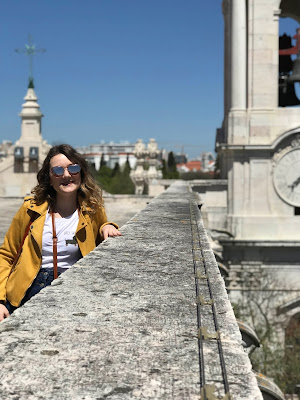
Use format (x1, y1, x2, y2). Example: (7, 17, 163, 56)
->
(0, 181, 262, 399)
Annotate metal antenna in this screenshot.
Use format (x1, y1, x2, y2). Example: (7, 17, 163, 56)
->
(15, 34, 46, 86)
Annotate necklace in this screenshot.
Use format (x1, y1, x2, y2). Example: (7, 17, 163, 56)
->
(51, 212, 58, 279)
(50, 209, 79, 279)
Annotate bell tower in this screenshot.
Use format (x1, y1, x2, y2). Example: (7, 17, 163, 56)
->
(0, 80, 51, 196)
(19, 79, 43, 143)
(0, 35, 51, 195)
(214, 0, 300, 307)
(14, 79, 47, 174)
(217, 0, 300, 241)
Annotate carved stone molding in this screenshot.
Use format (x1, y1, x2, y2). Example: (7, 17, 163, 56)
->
(273, 133, 300, 164)
(130, 139, 162, 194)
(291, 134, 300, 148)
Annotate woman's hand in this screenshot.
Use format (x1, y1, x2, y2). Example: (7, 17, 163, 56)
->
(0, 304, 9, 321)
(102, 225, 122, 240)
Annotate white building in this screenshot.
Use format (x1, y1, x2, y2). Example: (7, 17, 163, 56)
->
(76, 141, 136, 170)
(0, 140, 13, 159)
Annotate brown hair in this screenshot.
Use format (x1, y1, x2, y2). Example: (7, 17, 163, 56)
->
(32, 144, 103, 212)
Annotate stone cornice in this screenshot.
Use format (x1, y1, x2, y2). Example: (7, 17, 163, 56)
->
(217, 144, 271, 152)
(219, 239, 300, 247)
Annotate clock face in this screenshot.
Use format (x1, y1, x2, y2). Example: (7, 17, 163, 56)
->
(273, 149, 300, 207)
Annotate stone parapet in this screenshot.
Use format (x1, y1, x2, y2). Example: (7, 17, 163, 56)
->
(0, 182, 262, 399)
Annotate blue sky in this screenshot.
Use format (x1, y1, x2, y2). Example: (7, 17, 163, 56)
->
(0, 1, 298, 159)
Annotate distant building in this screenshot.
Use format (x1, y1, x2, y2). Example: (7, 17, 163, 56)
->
(76, 141, 136, 170)
(200, 152, 215, 172)
(160, 150, 187, 164)
(174, 153, 187, 164)
(176, 152, 215, 173)
(177, 160, 202, 173)
(0, 140, 13, 159)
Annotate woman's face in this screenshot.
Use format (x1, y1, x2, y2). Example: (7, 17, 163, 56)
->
(49, 153, 81, 199)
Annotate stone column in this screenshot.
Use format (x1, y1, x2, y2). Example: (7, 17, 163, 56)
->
(231, 0, 247, 110)
(146, 139, 161, 181)
(146, 139, 163, 196)
(223, 0, 231, 117)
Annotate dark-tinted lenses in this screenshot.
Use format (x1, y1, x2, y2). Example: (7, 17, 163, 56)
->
(51, 164, 81, 177)
(67, 164, 81, 175)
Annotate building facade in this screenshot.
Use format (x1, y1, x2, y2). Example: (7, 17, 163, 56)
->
(210, 1, 300, 388)
(76, 141, 136, 171)
(218, 0, 300, 242)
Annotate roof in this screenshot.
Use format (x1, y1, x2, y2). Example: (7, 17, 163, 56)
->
(177, 160, 202, 171)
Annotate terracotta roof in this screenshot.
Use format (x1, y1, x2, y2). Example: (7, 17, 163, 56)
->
(177, 160, 202, 171)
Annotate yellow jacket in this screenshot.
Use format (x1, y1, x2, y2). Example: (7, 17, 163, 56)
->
(0, 196, 117, 307)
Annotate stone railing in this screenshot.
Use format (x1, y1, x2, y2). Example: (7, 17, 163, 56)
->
(0, 181, 262, 399)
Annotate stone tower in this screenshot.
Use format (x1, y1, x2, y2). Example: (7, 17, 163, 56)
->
(215, 0, 300, 322)
(0, 80, 51, 196)
(218, 0, 300, 241)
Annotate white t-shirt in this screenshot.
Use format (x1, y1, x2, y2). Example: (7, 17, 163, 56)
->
(41, 209, 81, 271)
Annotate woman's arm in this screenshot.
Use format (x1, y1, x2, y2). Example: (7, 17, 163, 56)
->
(0, 202, 29, 304)
(95, 206, 121, 242)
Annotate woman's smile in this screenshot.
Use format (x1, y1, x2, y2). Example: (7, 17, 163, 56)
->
(61, 180, 74, 186)
(49, 154, 81, 198)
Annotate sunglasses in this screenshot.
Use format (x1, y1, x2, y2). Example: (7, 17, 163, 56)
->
(51, 164, 81, 177)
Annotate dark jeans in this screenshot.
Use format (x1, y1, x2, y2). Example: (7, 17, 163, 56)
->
(5, 268, 62, 315)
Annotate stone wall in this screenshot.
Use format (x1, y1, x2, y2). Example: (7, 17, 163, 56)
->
(0, 195, 152, 244)
(0, 182, 262, 399)
(190, 179, 228, 231)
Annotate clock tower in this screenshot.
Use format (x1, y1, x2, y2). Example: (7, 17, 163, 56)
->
(218, 0, 300, 240)
(216, 1, 300, 297)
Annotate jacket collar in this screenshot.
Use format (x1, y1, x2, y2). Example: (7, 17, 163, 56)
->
(25, 196, 48, 216)
(24, 194, 93, 215)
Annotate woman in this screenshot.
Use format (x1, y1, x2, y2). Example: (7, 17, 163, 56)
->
(0, 144, 121, 321)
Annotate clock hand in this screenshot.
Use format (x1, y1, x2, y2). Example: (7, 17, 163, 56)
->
(289, 176, 300, 191)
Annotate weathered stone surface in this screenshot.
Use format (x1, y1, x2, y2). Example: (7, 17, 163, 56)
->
(0, 182, 262, 399)
(0, 195, 150, 244)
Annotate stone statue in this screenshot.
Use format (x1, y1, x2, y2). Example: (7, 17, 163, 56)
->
(130, 140, 147, 195)
(130, 139, 163, 195)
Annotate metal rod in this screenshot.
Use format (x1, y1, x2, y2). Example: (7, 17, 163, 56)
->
(190, 199, 231, 397)
(189, 203, 206, 396)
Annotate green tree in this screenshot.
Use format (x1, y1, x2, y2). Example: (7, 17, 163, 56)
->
(232, 269, 300, 395)
(109, 159, 135, 194)
(112, 162, 120, 177)
(91, 158, 135, 194)
(161, 151, 179, 179)
(167, 151, 176, 171)
(96, 164, 113, 193)
(161, 159, 168, 179)
(100, 154, 106, 168)
(123, 156, 131, 175)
